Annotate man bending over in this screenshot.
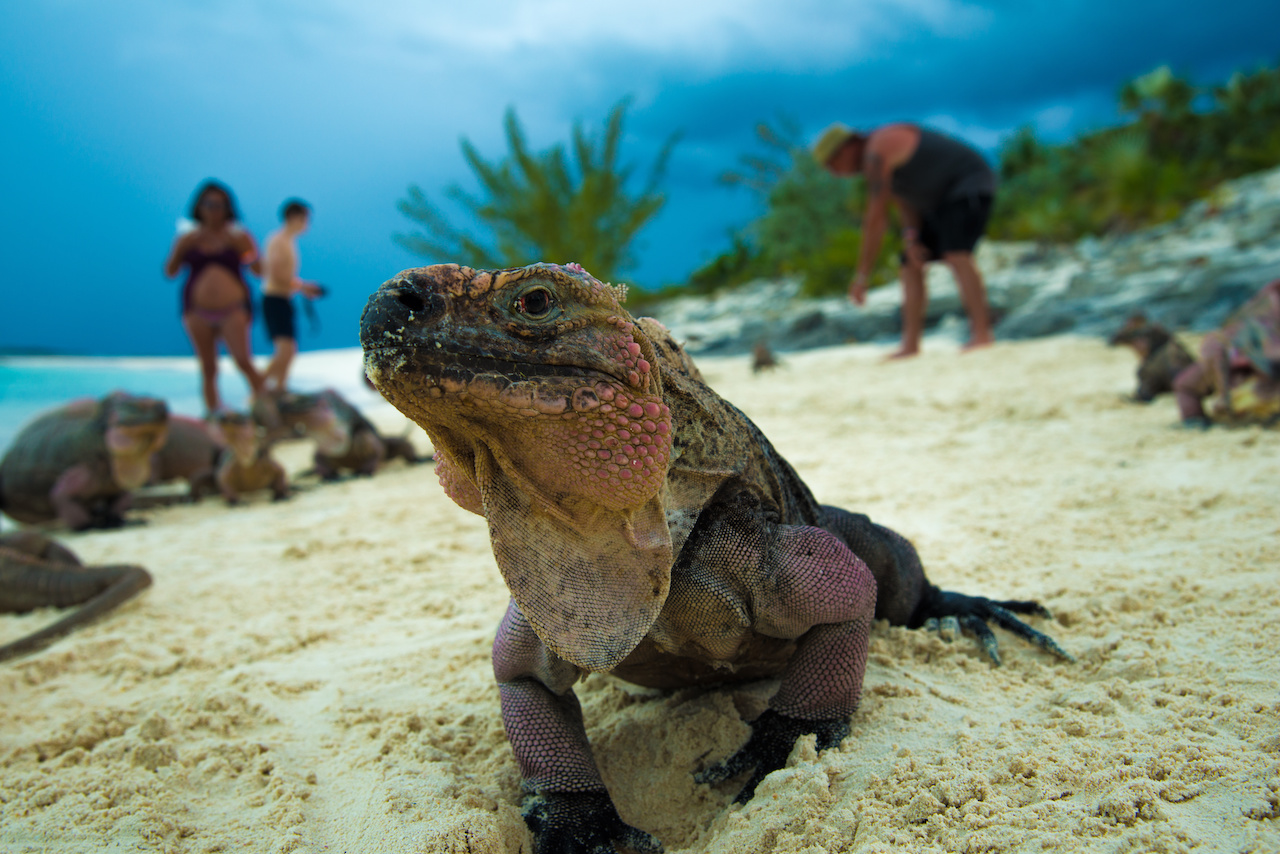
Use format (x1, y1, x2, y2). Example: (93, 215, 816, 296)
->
(815, 123, 997, 358)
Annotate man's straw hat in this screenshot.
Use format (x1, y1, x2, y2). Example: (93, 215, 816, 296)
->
(811, 123, 856, 165)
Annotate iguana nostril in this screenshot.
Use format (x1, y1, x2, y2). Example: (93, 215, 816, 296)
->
(394, 288, 425, 312)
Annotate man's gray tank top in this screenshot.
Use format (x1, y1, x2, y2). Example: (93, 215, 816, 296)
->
(890, 128, 997, 215)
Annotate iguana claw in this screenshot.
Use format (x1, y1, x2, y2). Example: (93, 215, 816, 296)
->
(522, 791, 663, 854)
(696, 709, 849, 804)
(919, 589, 1073, 666)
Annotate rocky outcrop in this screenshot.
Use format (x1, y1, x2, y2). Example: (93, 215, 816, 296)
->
(651, 165, 1280, 355)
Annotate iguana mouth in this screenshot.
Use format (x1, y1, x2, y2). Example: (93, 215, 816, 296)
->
(367, 342, 620, 386)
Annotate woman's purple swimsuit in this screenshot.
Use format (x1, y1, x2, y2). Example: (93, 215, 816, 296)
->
(181, 245, 252, 317)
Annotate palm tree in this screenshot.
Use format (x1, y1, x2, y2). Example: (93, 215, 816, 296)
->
(396, 99, 678, 284)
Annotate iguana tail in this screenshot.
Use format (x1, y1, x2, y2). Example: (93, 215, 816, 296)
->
(0, 558, 153, 663)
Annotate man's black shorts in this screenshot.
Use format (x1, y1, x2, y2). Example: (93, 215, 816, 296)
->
(906, 193, 993, 263)
(262, 295, 296, 341)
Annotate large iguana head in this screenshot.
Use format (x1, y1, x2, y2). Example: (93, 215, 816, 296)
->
(360, 263, 674, 672)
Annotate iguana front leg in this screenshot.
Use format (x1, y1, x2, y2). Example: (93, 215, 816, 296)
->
(685, 488, 877, 802)
(493, 602, 663, 854)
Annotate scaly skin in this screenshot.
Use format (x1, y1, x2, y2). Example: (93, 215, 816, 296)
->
(360, 263, 1071, 854)
(0, 393, 169, 529)
(0, 531, 152, 662)
(1108, 314, 1196, 402)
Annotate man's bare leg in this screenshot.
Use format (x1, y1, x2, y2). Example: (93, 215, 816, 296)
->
(264, 337, 297, 392)
(886, 262, 927, 360)
(944, 251, 994, 351)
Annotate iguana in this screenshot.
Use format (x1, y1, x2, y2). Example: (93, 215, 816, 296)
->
(360, 262, 1070, 854)
(1107, 314, 1195, 402)
(213, 411, 290, 504)
(0, 392, 170, 529)
(0, 531, 152, 662)
(270, 389, 422, 480)
(1173, 279, 1280, 426)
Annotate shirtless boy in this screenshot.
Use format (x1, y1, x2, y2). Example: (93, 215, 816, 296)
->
(814, 123, 997, 358)
(261, 199, 323, 391)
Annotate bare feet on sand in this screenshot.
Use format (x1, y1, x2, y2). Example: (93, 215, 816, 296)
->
(962, 335, 995, 353)
(882, 348, 920, 362)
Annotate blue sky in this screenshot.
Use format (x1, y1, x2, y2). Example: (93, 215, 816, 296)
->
(1, 0, 1276, 356)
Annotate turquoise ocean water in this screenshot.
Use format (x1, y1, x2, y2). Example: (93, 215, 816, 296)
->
(0, 349, 377, 453)
(0, 357, 238, 452)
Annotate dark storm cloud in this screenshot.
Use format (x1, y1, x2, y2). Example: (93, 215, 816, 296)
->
(628, 0, 1278, 150)
(1, 0, 1277, 353)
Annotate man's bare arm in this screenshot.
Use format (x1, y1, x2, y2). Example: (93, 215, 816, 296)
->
(851, 150, 894, 304)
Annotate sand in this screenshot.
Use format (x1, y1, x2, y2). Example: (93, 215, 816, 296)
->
(2, 336, 1277, 854)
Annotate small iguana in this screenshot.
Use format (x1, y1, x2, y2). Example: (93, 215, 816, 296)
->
(1107, 314, 1195, 402)
(360, 262, 1069, 854)
(212, 411, 290, 504)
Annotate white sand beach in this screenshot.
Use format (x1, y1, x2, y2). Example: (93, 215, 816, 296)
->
(2, 336, 1277, 853)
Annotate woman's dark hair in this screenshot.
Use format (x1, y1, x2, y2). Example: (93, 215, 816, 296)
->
(188, 180, 241, 224)
(280, 198, 311, 221)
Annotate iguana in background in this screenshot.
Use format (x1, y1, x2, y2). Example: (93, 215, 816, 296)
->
(212, 411, 290, 504)
(360, 262, 1070, 854)
(1107, 314, 1195, 402)
(269, 389, 422, 480)
(0, 393, 170, 530)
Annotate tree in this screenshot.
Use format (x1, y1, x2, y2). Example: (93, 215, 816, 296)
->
(692, 118, 900, 296)
(396, 100, 678, 284)
(991, 60, 1280, 240)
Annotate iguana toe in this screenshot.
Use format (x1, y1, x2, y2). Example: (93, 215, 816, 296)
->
(697, 709, 849, 804)
(918, 589, 1073, 666)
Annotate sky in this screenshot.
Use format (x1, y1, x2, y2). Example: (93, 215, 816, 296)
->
(0, 0, 1277, 356)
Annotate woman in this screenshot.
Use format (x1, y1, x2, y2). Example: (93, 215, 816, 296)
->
(164, 180, 266, 415)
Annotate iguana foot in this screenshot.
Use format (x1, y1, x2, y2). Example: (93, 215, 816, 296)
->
(917, 588, 1072, 666)
(696, 709, 849, 804)
(522, 791, 662, 854)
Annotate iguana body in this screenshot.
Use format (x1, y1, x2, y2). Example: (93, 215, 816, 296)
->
(0, 393, 169, 529)
(360, 263, 1068, 854)
(150, 415, 223, 500)
(0, 531, 152, 662)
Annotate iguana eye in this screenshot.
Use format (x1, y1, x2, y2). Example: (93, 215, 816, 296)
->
(515, 288, 554, 318)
